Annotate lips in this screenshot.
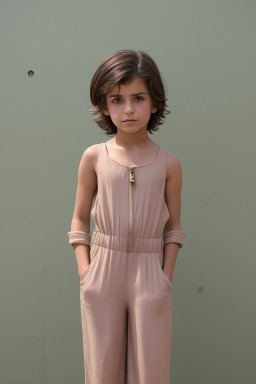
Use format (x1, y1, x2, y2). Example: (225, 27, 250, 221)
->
(123, 119, 137, 122)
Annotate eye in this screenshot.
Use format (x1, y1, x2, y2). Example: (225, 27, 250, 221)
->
(135, 96, 144, 102)
(112, 97, 122, 103)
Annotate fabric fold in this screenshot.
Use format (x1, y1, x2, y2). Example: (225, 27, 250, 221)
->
(67, 231, 91, 246)
(163, 229, 185, 248)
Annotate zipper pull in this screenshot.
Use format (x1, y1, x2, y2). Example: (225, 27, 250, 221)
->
(129, 166, 135, 183)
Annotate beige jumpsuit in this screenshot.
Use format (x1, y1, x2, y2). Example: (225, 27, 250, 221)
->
(79, 142, 177, 384)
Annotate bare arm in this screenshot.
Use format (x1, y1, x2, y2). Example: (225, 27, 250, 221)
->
(163, 151, 183, 283)
(69, 144, 99, 278)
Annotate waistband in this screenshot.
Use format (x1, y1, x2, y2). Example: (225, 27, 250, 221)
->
(92, 229, 163, 253)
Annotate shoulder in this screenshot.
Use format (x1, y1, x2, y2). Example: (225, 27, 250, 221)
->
(79, 143, 100, 174)
(165, 150, 182, 182)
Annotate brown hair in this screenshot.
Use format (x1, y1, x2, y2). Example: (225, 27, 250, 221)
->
(89, 50, 170, 135)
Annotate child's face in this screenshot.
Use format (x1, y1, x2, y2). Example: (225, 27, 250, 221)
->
(103, 76, 157, 133)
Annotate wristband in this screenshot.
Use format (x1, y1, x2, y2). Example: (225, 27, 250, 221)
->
(163, 230, 185, 248)
(67, 231, 91, 246)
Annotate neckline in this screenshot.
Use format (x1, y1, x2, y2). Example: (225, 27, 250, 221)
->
(104, 142, 161, 169)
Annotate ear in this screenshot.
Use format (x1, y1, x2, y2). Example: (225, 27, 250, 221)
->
(151, 106, 158, 114)
(103, 108, 110, 116)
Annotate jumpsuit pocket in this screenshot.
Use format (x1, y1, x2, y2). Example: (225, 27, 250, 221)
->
(80, 244, 99, 285)
(156, 257, 172, 289)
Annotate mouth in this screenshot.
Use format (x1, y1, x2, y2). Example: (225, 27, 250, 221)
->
(123, 119, 137, 122)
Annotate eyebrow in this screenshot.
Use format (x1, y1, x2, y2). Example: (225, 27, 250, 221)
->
(108, 92, 148, 98)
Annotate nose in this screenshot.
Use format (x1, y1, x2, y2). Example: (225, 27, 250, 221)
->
(124, 101, 134, 114)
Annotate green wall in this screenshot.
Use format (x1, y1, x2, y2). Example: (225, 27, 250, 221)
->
(1, 0, 255, 383)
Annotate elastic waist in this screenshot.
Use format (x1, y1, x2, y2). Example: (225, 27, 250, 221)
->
(92, 229, 163, 253)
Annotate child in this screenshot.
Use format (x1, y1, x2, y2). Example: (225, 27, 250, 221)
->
(67, 49, 185, 384)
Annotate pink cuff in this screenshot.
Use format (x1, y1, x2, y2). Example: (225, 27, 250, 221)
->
(67, 231, 91, 246)
(163, 230, 185, 248)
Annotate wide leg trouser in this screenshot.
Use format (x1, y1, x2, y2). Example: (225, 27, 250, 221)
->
(80, 243, 172, 384)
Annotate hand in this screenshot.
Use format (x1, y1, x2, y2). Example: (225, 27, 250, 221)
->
(78, 262, 90, 278)
(162, 267, 172, 284)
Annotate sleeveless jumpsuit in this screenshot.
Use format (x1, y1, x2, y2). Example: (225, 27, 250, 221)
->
(79, 142, 172, 384)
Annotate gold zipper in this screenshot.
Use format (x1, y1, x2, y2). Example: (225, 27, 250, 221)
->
(128, 166, 135, 252)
